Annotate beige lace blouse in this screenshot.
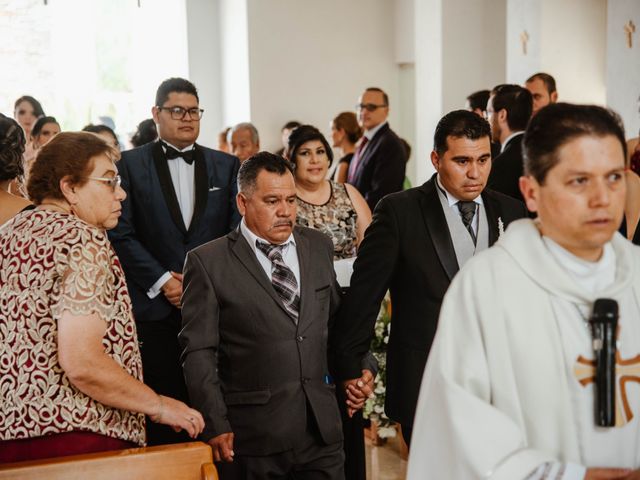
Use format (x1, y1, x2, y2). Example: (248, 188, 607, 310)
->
(0, 210, 145, 445)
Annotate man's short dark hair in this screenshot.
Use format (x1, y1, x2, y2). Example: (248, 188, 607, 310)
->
(467, 90, 490, 112)
(365, 87, 389, 107)
(238, 151, 293, 195)
(491, 84, 533, 132)
(433, 110, 491, 156)
(523, 103, 626, 184)
(526, 72, 557, 95)
(155, 78, 199, 107)
(282, 121, 301, 131)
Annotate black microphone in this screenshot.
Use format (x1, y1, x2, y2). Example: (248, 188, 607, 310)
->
(589, 298, 618, 427)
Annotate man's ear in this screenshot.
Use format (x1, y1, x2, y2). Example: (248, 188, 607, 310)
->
(519, 175, 539, 213)
(236, 192, 247, 217)
(430, 151, 440, 172)
(498, 108, 508, 126)
(151, 106, 160, 124)
(59, 176, 78, 205)
(550, 91, 558, 103)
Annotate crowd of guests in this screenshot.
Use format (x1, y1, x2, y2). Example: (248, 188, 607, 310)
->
(2, 72, 640, 480)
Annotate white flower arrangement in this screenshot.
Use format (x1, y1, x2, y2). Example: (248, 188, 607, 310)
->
(363, 293, 397, 439)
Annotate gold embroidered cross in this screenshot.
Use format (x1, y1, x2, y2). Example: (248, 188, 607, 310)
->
(574, 351, 640, 426)
(520, 30, 530, 55)
(624, 20, 636, 49)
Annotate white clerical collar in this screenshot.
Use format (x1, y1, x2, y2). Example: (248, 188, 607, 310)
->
(161, 140, 195, 153)
(500, 131, 524, 153)
(542, 235, 616, 294)
(436, 174, 484, 207)
(240, 218, 296, 249)
(364, 121, 388, 140)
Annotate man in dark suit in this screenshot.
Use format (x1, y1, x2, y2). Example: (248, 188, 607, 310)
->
(347, 87, 407, 210)
(180, 153, 345, 479)
(486, 84, 533, 203)
(333, 110, 528, 448)
(108, 77, 240, 445)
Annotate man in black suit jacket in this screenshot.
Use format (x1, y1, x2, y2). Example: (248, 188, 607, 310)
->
(347, 87, 407, 210)
(333, 110, 528, 447)
(180, 153, 345, 479)
(486, 84, 533, 203)
(108, 78, 240, 445)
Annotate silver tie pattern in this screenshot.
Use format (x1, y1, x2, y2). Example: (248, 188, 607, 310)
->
(457, 201, 477, 245)
(256, 241, 300, 320)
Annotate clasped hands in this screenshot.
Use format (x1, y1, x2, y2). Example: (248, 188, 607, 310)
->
(341, 369, 375, 417)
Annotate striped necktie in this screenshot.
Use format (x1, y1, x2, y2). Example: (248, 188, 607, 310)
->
(256, 241, 300, 321)
(457, 201, 477, 245)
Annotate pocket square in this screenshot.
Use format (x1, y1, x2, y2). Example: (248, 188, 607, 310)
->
(208, 186, 221, 192)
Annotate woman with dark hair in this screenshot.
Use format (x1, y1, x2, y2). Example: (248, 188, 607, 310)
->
(31, 116, 61, 150)
(286, 125, 372, 480)
(13, 95, 45, 140)
(0, 114, 32, 225)
(0, 132, 204, 463)
(83, 124, 120, 150)
(330, 112, 363, 184)
(131, 118, 158, 148)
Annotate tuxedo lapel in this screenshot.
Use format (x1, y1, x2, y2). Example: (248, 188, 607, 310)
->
(353, 123, 389, 183)
(482, 191, 501, 246)
(419, 177, 459, 281)
(152, 141, 187, 234)
(293, 229, 314, 332)
(188, 144, 208, 234)
(229, 228, 297, 323)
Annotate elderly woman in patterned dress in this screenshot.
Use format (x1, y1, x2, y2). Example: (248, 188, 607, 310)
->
(286, 124, 373, 480)
(0, 132, 204, 463)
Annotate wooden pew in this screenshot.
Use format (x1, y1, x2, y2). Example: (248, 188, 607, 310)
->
(0, 441, 218, 480)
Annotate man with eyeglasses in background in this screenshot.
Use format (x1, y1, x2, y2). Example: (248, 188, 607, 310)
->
(109, 77, 241, 446)
(347, 87, 408, 210)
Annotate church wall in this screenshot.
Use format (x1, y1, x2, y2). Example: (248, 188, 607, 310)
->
(245, 0, 401, 154)
(607, 0, 640, 140)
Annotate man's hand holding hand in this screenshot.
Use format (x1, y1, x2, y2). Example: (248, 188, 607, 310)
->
(341, 369, 375, 417)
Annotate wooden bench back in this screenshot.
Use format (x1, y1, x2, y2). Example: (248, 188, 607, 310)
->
(0, 441, 217, 480)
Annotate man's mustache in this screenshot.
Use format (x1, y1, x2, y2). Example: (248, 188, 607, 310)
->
(269, 220, 293, 230)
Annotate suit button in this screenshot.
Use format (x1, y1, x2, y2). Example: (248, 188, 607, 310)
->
(296, 336, 304, 342)
(301, 377, 309, 384)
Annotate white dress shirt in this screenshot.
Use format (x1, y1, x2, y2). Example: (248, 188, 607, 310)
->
(240, 218, 301, 287)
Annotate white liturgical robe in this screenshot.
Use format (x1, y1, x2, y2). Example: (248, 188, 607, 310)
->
(407, 219, 640, 480)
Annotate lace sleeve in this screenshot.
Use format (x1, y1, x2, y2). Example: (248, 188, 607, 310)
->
(51, 228, 117, 324)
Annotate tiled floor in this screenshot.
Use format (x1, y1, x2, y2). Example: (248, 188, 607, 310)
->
(364, 430, 408, 480)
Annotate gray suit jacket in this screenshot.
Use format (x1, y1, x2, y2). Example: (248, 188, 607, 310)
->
(179, 226, 343, 456)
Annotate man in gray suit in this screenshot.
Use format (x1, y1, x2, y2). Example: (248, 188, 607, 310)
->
(179, 152, 345, 479)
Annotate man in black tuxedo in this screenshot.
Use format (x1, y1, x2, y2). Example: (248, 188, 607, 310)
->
(180, 153, 345, 479)
(347, 87, 407, 210)
(486, 84, 533, 203)
(333, 110, 528, 447)
(108, 77, 240, 445)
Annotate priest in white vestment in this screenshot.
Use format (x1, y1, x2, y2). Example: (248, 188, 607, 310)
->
(408, 104, 640, 480)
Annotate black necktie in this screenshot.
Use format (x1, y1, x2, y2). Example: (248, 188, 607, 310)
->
(457, 201, 477, 245)
(162, 142, 195, 165)
(255, 241, 300, 321)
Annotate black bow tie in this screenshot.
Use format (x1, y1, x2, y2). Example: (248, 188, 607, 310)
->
(162, 142, 195, 164)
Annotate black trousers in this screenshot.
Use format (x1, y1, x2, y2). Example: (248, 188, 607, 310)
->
(400, 423, 412, 449)
(336, 386, 366, 480)
(136, 310, 191, 446)
(216, 404, 345, 480)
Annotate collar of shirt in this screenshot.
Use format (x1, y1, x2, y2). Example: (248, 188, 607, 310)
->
(364, 121, 388, 141)
(240, 218, 296, 258)
(542, 235, 616, 294)
(161, 140, 195, 154)
(436, 174, 484, 207)
(500, 131, 524, 153)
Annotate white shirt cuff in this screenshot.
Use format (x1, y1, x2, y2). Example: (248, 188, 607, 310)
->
(147, 271, 173, 299)
(526, 462, 586, 480)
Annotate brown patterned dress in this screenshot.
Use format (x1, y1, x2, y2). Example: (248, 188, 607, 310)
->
(0, 209, 145, 446)
(296, 181, 358, 260)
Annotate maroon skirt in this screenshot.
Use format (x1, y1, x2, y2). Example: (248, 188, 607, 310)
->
(0, 431, 137, 464)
